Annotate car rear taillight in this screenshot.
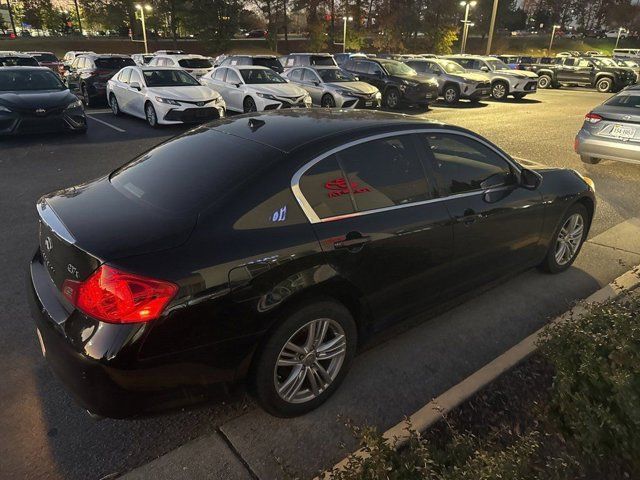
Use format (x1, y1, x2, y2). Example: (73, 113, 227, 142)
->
(63, 265, 178, 324)
(585, 112, 602, 124)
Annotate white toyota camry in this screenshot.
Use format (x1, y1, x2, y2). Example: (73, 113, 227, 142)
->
(200, 65, 311, 113)
(106, 66, 225, 127)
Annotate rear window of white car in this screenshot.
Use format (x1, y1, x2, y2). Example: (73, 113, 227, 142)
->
(178, 58, 212, 69)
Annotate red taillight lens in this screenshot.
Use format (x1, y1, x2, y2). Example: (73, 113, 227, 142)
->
(68, 265, 178, 324)
(585, 112, 602, 124)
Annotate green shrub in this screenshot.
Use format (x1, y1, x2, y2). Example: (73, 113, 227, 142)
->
(538, 292, 640, 475)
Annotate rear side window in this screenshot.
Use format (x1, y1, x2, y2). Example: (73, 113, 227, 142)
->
(310, 55, 336, 66)
(95, 57, 135, 69)
(289, 68, 302, 81)
(422, 133, 516, 195)
(212, 68, 226, 81)
(179, 58, 213, 69)
(254, 57, 281, 70)
(299, 156, 355, 219)
(337, 136, 430, 212)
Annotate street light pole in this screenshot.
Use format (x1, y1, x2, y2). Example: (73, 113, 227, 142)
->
(486, 0, 499, 55)
(135, 4, 152, 54)
(72, 0, 82, 35)
(459, 1, 476, 54)
(5, 0, 17, 36)
(464, 23, 475, 52)
(548, 24, 560, 55)
(342, 16, 353, 53)
(615, 27, 626, 49)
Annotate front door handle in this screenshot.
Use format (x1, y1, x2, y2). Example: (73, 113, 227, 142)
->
(334, 235, 371, 251)
(456, 209, 478, 226)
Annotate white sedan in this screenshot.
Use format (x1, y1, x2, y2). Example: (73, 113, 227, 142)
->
(106, 66, 225, 127)
(200, 65, 311, 113)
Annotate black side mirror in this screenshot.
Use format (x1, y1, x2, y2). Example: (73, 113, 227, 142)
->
(235, 83, 242, 88)
(520, 168, 542, 190)
(129, 81, 141, 91)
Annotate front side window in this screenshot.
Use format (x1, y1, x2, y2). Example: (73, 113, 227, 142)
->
(422, 133, 516, 195)
(337, 136, 430, 212)
(318, 69, 356, 82)
(118, 68, 132, 83)
(299, 156, 355, 219)
(95, 57, 135, 69)
(302, 69, 319, 82)
(226, 69, 242, 84)
(212, 68, 226, 81)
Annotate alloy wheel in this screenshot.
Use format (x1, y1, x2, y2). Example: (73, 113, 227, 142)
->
(538, 76, 550, 89)
(555, 213, 584, 266)
(110, 96, 119, 115)
(145, 104, 157, 126)
(492, 83, 507, 100)
(244, 97, 257, 113)
(385, 89, 399, 108)
(321, 95, 336, 108)
(274, 318, 347, 404)
(444, 88, 458, 103)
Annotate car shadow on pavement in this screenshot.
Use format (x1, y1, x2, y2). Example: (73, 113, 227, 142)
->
(487, 97, 542, 105)
(430, 100, 490, 109)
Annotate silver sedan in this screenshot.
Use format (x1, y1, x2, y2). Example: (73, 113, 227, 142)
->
(575, 85, 640, 165)
(283, 66, 381, 108)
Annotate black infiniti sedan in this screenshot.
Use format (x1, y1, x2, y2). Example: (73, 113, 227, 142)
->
(29, 110, 595, 418)
(0, 67, 87, 135)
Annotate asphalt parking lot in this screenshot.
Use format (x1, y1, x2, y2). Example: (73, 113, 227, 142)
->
(2, 89, 640, 480)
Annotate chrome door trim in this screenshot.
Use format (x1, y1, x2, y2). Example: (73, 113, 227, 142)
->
(290, 128, 521, 224)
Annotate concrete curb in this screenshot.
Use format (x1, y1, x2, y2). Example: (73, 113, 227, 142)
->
(319, 265, 640, 479)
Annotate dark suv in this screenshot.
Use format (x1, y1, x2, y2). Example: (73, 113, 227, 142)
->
(533, 56, 636, 92)
(219, 55, 284, 73)
(64, 54, 135, 107)
(342, 57, 439, 108)
(0, 53, 39, 67)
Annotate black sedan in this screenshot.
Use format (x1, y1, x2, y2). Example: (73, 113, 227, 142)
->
(0, 67, 87, 135)
(29, 110, 595, 418)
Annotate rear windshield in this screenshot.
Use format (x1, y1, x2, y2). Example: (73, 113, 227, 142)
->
(253, 57, 282, 70)
(95, 57, 135, 69)
(178, 58, 213, 69)
(240, 68, 286, 84)
(110, 130, 278, 214)
(310, 55, 336, 66)
(0, 56, 39, 66)
(31, 53, 58, 62)
(605, 93, 640, 108)
(0, 69, 65, 91)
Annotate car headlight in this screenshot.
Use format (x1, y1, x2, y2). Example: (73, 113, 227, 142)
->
(155, 97, 181, 106)
(336, 89, 355, 97)
(65, 98, 83, 110)
(304, 94, 312, 104)
(0, 105, 11, 113)
(374, 91, 382, 99)
(256, 92, 277, 100)
(213, 96, 225, 106)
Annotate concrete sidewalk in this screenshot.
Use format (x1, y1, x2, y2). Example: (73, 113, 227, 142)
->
(120, 218, 640, 480)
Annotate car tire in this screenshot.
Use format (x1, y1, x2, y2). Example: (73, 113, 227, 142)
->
(243, 96, 257, 113)
(512, 92, 527, 100)
(109, 94, 120, 116)
(491, 81, 509, 100)
(253, 299, 357, 417)
(321, 94, 336, 108)
(539, 203, 589, 274)
(537, 74, 553, 89)
(580, 155, 601, 164)
(145, 102, 159, 128)
(596, 77, 613, 93)
(443, 85, 460, 104)
(81, 84, 93, 108)
(383, 88, 401, 109)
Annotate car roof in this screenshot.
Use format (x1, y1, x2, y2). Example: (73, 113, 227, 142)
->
(138, 66, 183, 71)
(0, 66, 53, 72)
(0, 52, 35, 58)
(287, 52, 333, 56)
(230, 54, 277, 59)
(205, 109, 455, 153)
(232, 65, 272, 70)
(25, 51, 55, 55)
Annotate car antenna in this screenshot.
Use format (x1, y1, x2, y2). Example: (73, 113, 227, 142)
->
(247, 118, 266, 131)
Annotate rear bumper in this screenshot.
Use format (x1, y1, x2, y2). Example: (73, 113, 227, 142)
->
(576, 129, 640, 164)
(28, 251, 254, 418)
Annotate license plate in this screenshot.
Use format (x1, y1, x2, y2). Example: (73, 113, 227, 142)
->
(365, 101, 373, 106)
(480, 89, 490, 95)
(610, 124, 636, 139)
(426, 94, 434, 99)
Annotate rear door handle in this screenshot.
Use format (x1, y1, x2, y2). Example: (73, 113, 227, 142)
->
(333, 236, 371, 250)
(456, 209, 479, 226)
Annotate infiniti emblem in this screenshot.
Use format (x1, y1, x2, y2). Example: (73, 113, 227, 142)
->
(44, 236, 53, 252)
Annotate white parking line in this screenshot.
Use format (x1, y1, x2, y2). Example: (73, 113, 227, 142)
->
(86, 114, 126, 133)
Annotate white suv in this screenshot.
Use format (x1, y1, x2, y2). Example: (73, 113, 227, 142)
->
(148, 54, 213, 79)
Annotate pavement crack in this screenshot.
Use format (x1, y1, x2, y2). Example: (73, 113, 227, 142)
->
(586, 240, 640, 257)
(217, 426, 260, 480)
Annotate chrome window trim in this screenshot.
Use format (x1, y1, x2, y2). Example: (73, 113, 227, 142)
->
(290, 128, 521, 224)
